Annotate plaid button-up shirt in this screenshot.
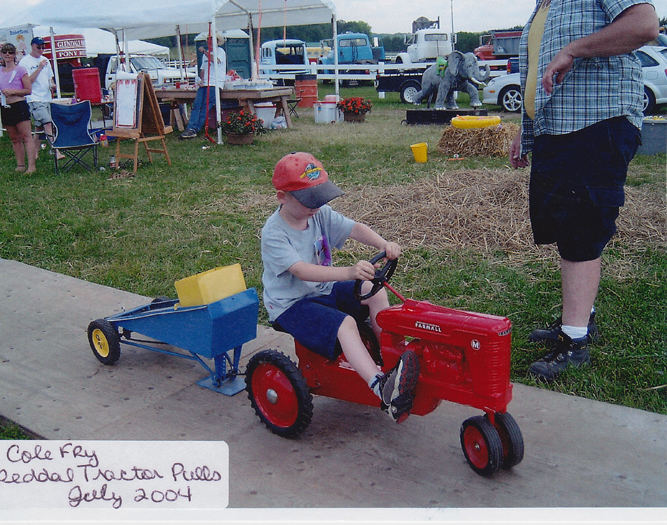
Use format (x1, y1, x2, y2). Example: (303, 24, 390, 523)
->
(520, 0, 650, 153)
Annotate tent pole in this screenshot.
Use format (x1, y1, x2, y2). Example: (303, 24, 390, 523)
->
(333, 15, 339, 100)
(211, 17, 223, 145)
(248, 16, 256, 81)
(49, 28, 61, 99)
(176, 25, 185, 81)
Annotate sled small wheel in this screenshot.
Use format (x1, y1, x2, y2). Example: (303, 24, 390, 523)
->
(246, 350, 313, 439)
(460, 415, 503, 476)
(488, 412, 524, 470)
(87, 319, 121, 365)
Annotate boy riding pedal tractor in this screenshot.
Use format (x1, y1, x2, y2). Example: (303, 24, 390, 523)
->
(261, 152, 419, 422)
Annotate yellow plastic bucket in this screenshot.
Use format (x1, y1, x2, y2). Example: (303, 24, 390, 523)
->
(174, 264, 247, 307)
(410, 142, 428, 163)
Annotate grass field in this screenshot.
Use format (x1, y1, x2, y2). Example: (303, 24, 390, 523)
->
(1, 84, 665, 421)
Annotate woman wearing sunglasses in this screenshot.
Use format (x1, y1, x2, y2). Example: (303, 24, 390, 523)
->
(1, 42, 37, 173)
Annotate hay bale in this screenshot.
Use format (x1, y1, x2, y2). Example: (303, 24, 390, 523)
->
(437, 122, 520, 158)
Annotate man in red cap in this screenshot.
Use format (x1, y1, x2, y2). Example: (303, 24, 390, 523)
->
(261, 152, 419, 422)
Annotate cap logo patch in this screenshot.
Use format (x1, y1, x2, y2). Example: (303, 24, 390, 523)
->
(301, 163, 322, 182)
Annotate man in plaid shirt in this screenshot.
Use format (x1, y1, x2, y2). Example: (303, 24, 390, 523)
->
(509, 0, 659, 381)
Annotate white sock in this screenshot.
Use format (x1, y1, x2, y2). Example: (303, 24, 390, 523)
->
(562, 325, 588, 340)
(369, 374, 383, 398)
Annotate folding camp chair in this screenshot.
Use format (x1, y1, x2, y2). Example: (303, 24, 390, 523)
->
(49, 101, 98, 174)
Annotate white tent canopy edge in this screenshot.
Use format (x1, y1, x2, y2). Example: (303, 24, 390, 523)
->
(1, 0, 338, 143)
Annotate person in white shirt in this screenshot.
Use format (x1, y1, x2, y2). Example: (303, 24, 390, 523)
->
(19, 37, 62, 160)
(179, 36, 227, 139)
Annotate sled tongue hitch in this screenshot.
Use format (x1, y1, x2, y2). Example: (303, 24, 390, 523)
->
(383, 282, 406, 303)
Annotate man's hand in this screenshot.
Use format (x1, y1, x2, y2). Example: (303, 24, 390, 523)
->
(542, 46, 575, 95)
(509, 130, 529, 169)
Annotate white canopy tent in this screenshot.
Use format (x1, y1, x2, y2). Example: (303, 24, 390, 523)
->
(1, 0, 338, 143)
(32, 27, 170, 57)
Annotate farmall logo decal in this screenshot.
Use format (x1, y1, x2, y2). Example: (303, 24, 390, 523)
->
(415, 321, 441, 333)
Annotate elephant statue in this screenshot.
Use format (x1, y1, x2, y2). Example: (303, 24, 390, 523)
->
(414, 51, 490, 109)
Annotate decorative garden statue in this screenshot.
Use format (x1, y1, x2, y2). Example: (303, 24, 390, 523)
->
(414, 51, 491, 109)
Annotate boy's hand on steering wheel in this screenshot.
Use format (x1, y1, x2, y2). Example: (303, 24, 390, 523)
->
(349, 260, 376, 281)
(383, 242, 401, 260)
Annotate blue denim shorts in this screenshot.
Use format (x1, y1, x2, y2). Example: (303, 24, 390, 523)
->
(273, 281, 368, 359)
(530, 117, 640, 262)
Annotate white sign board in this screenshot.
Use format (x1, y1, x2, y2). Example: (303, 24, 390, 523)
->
(0, 441, 228, 510)
(0, 26, 33, 61)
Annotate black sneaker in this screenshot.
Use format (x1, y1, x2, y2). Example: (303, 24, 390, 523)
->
(179, 129, 197, 140)
(528, 311, 599, 344)
(529, 330, 590, 382)
(376, 350, 420, 423)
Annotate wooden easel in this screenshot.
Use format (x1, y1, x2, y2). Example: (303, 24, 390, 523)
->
(108, 73, 172, 174)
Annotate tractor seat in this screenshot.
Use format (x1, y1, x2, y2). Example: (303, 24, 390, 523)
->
(271, 319, 382, 366)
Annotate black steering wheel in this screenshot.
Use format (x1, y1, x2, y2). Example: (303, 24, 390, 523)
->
(353, 252, 398, 301)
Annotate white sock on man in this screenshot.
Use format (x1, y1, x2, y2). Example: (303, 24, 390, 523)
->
(562, 325, 588, 340)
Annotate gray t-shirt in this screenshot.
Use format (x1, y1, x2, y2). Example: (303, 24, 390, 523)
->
(261, 204, 355, 322)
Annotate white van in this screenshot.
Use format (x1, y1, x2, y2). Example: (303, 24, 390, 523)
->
(260, 39, 309, 75)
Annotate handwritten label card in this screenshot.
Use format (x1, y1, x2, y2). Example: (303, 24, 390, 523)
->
(0, 441, 228, 510)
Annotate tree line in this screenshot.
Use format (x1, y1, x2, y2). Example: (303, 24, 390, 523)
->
(149, 17, 667, 55)
(148, 20, 503, 55)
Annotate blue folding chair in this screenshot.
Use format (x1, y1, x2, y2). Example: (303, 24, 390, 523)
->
(49, 101, 98, 174)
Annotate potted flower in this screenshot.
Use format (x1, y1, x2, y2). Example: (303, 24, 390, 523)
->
(221, 110, 266, 144)
(336, 97, 372, 123)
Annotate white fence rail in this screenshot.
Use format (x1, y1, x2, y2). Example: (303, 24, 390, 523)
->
(258, 59, 510, 82)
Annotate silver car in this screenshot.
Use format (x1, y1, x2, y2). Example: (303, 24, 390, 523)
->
(482, 73, 521, 112)
(482, 45, 667, 114)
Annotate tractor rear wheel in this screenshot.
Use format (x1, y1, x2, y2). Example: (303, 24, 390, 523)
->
(460, 415, 503, 476)
(246, 350, 313, 438)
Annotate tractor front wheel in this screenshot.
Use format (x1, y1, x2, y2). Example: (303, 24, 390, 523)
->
(460, 415, 503, 476)
(87, 319, 121, 365)
(488, 412, 524, 470)
(246, 350, 313, 438)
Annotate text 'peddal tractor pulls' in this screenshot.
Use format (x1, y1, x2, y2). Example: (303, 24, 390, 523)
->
(88, 255, 523, 476)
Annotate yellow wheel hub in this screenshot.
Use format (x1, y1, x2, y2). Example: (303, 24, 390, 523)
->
(91, 328, 110, 358)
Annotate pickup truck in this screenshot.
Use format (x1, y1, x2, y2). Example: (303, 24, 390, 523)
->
(320, 32, 384, 67)
(95, 54, 195, 91)
(259, 39, 309, 76)
(394, 29, 453, 65)
(374, 67, 427, 103)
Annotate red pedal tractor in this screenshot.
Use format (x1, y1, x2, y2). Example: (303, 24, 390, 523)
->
(245, 253, 524, 476)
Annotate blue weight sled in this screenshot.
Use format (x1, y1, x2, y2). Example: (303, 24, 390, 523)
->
(87, 288, 259, 396)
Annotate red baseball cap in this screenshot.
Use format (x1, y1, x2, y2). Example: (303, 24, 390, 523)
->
(272, 152, 344, 209)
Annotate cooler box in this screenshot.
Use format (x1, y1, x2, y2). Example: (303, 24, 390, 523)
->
(638, 118, 667, 155)
(255, 102, 277, 127)
(175, 264, 247, 307)
(314, 101, 341, 124)
(72, 68, 102, 104)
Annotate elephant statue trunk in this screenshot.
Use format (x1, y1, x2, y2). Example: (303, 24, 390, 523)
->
(470, 63, 491, 86)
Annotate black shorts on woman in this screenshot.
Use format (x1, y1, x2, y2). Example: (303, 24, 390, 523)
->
(0, 100, 31, 126)
(529, 116, 641, 262)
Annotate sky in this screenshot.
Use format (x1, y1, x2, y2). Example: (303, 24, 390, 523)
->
(4, 0, 667, 36)
(333, 0, 667, 34)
